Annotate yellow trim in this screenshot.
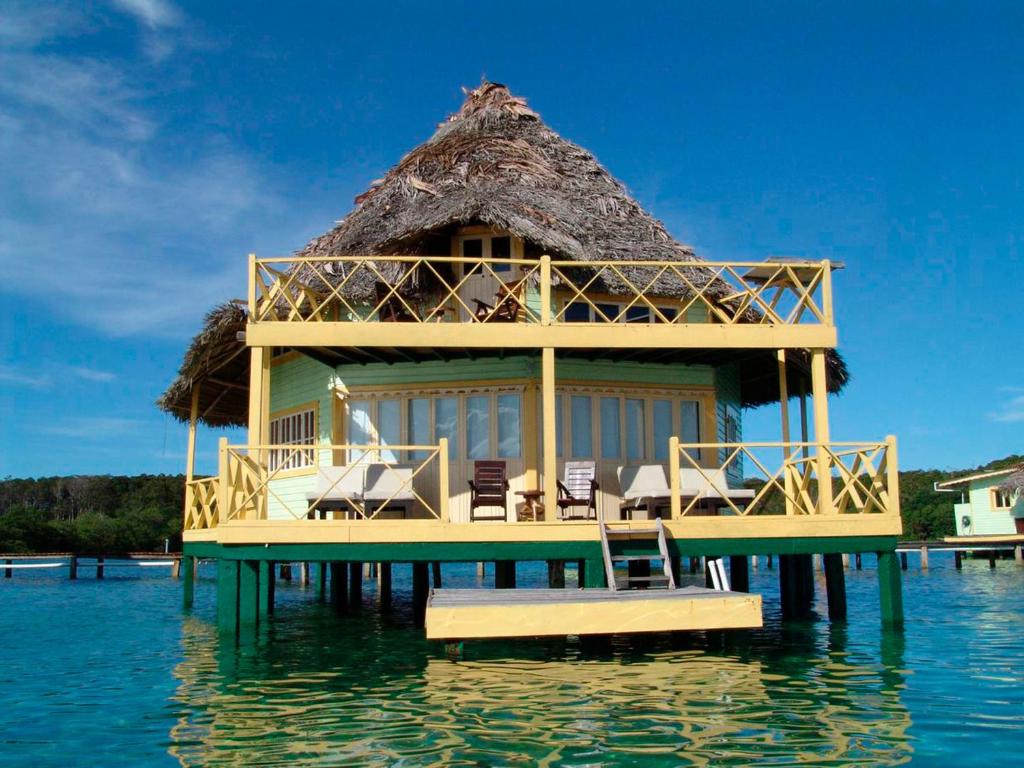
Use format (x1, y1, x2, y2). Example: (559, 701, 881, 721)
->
(344, 378, 533, 396)
(991, 487, 1014, 510)
(270, 350, 302, 367)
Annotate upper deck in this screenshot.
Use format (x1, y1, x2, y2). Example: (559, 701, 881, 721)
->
(245, 254, 838, 351)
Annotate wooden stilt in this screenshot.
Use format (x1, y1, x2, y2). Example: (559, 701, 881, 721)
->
(432, 561, 442, 588)
(989, 552, 996, 569)
(900, 552, 908, 570)
(778, 554, 802, 620)
(182, 555, 194, 609)
(670, 555, 682, 584)
(582, 557, 606, 588)
(238, 561, 259, 630)
(689, 556, 699, 574)
(171, 558, 181, 580)
(495, 561, 516, 589)
(280, 563, 292, 582)
(1015, 545, 1023, 563)
(877, 550, 904, 629)
(318, 562, 327, 602)
(920, 546, 929, 570)
(267, 560, 276, 615)
(412, 562, 429, 627)
(954, 550, 963, 569)
(299, 562, 310, 586)
(69, 555, 78, 580)
(729, 555, 749, 593)
(547, 560, 565, 588)
(823, 553, 847, 621)
(349, 562, 363, 609)
(329, 562, 348, 614)
(766, 554, 773, 570)
(217, 559, 239, 637)
(379, 562, 392, 609)
(257, 561, 271, 621)
(751, 554, 758, 571)
(855, 553, 862, 570)
(96, 557, 104, 579)
(841, 553, 850, 568)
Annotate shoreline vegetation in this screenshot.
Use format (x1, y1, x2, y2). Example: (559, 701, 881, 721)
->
(0, 455, 1020, 554)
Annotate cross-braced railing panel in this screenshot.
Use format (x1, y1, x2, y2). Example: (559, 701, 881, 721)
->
(248, 255, 834, 327)
(218, 442, 450, 524)
(669, 438, 899, 518)
(184, 477, 220, 531)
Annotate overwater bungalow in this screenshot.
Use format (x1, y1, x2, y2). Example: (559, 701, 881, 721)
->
(936, 465, 1024, 536)
(160, 82, 904, 639)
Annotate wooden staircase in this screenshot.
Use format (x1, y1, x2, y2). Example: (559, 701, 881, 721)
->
(600, 517, 677, 591)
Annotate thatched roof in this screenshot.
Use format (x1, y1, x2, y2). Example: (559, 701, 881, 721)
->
(998, 465, 1024, 495)
(293, 81, 722, 301)
(157, 303, 249, 428)
(158, 81, 849, 427)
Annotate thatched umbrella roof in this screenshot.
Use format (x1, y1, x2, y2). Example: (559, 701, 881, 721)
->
(998, 464, 1024, 495)
(293, 81, 724, 301)
(158, 81, 849, 427)
(157, 302, 249, 428)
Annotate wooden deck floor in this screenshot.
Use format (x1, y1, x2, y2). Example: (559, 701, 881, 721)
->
(424, 586, 763, 640)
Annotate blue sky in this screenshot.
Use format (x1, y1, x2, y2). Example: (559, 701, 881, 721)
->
(1, 0, 1022, 478)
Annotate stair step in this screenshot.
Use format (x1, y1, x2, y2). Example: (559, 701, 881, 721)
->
(625, 575, 670, 583)
(606, 527, 660, 536)
(611, 554, 664, 561)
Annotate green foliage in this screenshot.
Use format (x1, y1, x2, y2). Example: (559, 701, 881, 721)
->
(0, 475, 184, 554)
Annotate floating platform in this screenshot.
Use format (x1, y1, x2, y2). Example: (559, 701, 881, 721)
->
(424, 587, 763, 640)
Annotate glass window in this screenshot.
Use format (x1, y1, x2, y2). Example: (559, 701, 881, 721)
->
(497, 394, 521, 458)
(994, 489, 1014, 509)
(600, 396, 621, 459)
(563, 302, 590, 322)
(466, 395, 491, 459)
(378, 399, 400, 462)
(625, 306, 649, 323)
(462, 238, 483, 258)
(555, 394, 564, 457)
(269, 407, 316, 471)
(434, 398, 457, 459)
(570, 395, 593, 458)
(348, 401, 372, 463)
(594, 303, 619, 323)
(681, 400, 701, 461)
(653, 400, 673, 461)
(659, 307, 678, 323)
(491, 236, 511, 273)
(625, 398, 645, 460)
(408, 398, 430, 460)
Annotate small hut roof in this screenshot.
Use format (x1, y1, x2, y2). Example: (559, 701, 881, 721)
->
(998, 465, 1024, 495)
(157, 302, 249, 428)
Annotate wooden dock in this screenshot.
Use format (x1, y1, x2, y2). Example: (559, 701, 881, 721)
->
(424, 586, 763, 640)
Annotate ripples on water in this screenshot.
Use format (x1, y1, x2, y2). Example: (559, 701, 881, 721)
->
(1, 555, 1022, 766)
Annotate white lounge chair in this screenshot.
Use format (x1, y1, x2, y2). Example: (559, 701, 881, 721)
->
(306, 466, 366, 519)
(616, 465, 701, 520)
(363, 464, 417, 519)
(679, 468, 756, 514)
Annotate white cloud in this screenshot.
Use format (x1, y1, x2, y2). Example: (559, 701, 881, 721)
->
(110, 0, 183, 30)
(988, 391, 1024, 423)
(41, 417, 146, 438)
(68, 366, 117, 382)
(0, 365, 51, 389)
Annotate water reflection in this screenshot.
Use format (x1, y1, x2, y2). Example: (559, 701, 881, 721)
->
(170, 606, 912, 766)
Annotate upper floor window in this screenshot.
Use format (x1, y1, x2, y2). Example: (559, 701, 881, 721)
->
(269, 406, 317, 472)
(992, 488, 1015, 510)
(458, 233, 514, 273)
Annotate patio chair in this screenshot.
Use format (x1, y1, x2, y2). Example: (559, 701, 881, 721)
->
(306, 466, 366, 519)
(363, 464, 417, 519)
(469, 460, 510, 521)
(616, 465, 701, 520)
(472, 280, 525, 323)
(556, 461, 599, 520)
(375, 282, 417, 322)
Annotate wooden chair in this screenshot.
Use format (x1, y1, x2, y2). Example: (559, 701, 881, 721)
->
(473, 280, 525, 323)
(375, 282, 417, 322)
(557, 461, 599, 520)
(468, 460, 510, 521)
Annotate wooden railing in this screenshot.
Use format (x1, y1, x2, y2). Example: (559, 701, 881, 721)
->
(248, 254, 835, 327)
(206, 440, 450, 527)
(184, 477, 220, 531)
(669, 437, 900, 518)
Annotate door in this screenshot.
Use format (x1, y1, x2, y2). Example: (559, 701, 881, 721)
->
(457, 234, 519, 320)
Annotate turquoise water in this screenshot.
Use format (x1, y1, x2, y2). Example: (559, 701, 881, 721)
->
(0, 555, 1021, 766)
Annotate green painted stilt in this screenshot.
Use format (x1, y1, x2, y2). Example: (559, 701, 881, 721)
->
(258, 560, 272, 620)
(432, 561, 443, 588)
(823, 552, 847, 621)
(182, 555, 195, 609)
(412, 562, 429, 627)
(548, 560, 565, 588)
(238, 560, 259, 629)
(349, 562, 362, 610)
(877, 550, 904, 629)
(329, 562, 348, 614)
(217, 559, 239, 636)
(379, 562, 392, 609)
(582, 558, 606, 588)
(729, 555, 749, 593)
(495, 561, 516, 589)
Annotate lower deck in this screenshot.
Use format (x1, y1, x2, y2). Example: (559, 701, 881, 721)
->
(425, 586, 763, 639)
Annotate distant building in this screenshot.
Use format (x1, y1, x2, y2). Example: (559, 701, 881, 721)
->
(936, 468, 1024, 536)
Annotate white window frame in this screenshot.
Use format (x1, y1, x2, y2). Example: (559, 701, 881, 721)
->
(268, 405, 317, 472)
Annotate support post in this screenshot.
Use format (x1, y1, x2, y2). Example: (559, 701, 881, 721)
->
(1015, 545, 1023, 563)
(258, 560, 271, 621)
(182, 555, 195, 609)
(729, 555, 749, 593)
(238, 560, 259, 629)
(438, 438, 450, 523)
(900, 552, 908, 570)
(495, 561, 516, 589)
(412, 562, 429, 627)
(810, 349, 833, 515)
(299, 562, 310, 586)
(954, 550, 963, 569)
(217, 559, 239, 636)
(855, 553, 862, 570)
(349, 562, 362, 610)
(920, 546, 929, 570)
(541, 347, 558, 518)
(669, 436, 681, 519)
(582, 557, 606, 588)
(69, 555, 78, 580)
(431, 561, 442, 588)
(317, 562, 327, 601)
(823, 552, 847, 621)
(4, 559, 11, 579)
(185, 385, 200, 484)
(330, 562, 348, 614)
(171, 558, 181, 580)
(246, 346, 271, 522)
(877, 550, 905, 629)
(522, 382, 540, 490)
(548, 560, 565, 588)
(280, 563, 292, 581)
(96, 557, 104, 579)
(778, 350, 797, 515)
(267, 560, 276, 615)
(379, 562, 392, 609)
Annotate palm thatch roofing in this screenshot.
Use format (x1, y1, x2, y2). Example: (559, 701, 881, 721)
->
(158, 81, 849, 427)
(998, 465, 1024, 495)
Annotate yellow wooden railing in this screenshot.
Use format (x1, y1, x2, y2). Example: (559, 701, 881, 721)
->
(668, 437, 900, 518)
(248, 254, 834, 327)
(184, 476, 220, 531)
(195, 440, 450, 528)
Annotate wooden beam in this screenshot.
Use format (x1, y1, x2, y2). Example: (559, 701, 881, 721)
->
(185, 385, 200, 484)
(522, 381, 540, 489)
(248, 347, 270, 447)
(541, 348, 558, 521)
(810, 349, 833, 514)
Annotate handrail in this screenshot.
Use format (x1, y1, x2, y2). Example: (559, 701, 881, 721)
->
(248, 254, 835, 327)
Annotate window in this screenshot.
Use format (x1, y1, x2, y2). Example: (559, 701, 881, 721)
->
(434, 398, 458, 459)
(993, 488, 1015, 510)
(561, 300, 682, 323)
(408, 398, 430, 460)
(653, 399, 673, 461)
(600, 397, 621, 459)
(497, 394, 521, 458)
(681, 400, 701, 460)
(459, 233, 515, 273)
(269, 406, 317, 471)
(466, 395, 491, 459)
(571, 396, 593, 458)
(555, 394, 564, 457)
(491, 236, 511, 273)
(625, 399, 645, 460)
